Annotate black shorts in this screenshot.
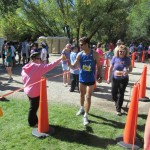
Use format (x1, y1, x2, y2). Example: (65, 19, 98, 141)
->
(22, 53, 26, 57)
(80, 81, 95, 86)
(47, 54, 49, 58)
(148, 54, 150, 59)
(2, 54, 5, 59)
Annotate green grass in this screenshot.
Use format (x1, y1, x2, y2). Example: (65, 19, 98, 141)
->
(0, 99, 146, 150)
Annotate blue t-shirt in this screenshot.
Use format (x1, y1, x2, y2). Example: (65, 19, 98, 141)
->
(137, 44, 143, 53)
(70, 52, 79, 74)
(111, 56, 131, 80)
(79, 50, 95, 83)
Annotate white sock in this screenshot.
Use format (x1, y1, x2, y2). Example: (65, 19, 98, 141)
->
(84, 112, 88, 118)
(80, 106, 84, 110)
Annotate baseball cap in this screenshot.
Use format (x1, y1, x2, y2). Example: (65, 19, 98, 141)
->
(41, 42, 46, 46)
(30, 52, 40, 59)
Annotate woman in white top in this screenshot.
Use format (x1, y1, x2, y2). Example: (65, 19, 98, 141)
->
(40, 42, 47, 64)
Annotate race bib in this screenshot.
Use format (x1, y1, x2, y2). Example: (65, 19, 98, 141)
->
(83, 64, 91, 72)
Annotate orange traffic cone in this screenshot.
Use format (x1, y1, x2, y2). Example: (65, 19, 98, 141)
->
(32, 77, 54, 138)
(132, 52, 135, 68)
(38, 77, 49, 133)
(139, 65, 149, 101)
(142, 51, 145, 63)
(116, 84, 142, 149)
(104, 66, 109, 81)
(0, 107, 3, 117)
(105, 58, 109, 67)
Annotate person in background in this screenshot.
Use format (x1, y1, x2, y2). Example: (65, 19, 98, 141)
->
(107, 45, 132, 116)
(45, 42, 50, 63)
(61, 44, 71, 87)
(21, 52, 63, 127)
(4, 42, 13, 83)
(40, 42, 47, 64)
(27, 40, 33, 62)
(32, 43, 39, 53)
(16, 42, 22, 65)
(137, 43, 143, 62)
(70, 37, 102, 126)
(10, 41, 16, 67)
(109, 42, 114, 52)
(21, 39, 30, 65)
(30, 43, 37, 54)
(92, 45, 97, 51)
(104, 47, 114, 66)
(96, 42, 104, 66)
(129, 43, 135, 55)
(114, 39, 123, 54)
(69, 46, 79, 92)
(144, 109, 150, 150)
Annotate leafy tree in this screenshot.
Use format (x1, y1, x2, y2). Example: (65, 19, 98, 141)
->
(126, 0, 150, 41)
(0, 0, 149, 44)
(0, 0, 18, 16)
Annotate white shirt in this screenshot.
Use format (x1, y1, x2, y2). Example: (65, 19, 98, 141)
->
(10, 45, 16, 57)
(41, 48, 47, 61)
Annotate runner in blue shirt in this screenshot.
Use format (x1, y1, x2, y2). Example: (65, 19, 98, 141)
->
(70, 37, 102, 126)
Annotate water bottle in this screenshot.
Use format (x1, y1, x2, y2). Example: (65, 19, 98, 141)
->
(123, 67, 127, 72)
(123, 67, 128, 76)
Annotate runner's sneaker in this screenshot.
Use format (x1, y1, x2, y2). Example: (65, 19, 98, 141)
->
(76, 109, 84, 116)
(64, 83, 68, 87)
(8, 78, 13, 83)
(83, 116, 89, 126)
(116, 111, 122, 116)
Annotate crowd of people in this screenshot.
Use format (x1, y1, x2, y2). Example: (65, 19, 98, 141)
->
(0, 37, 150, 149)
(0, 39, 49, 82)
(60, 38, 134, 124)
(1, 39, 50, 66)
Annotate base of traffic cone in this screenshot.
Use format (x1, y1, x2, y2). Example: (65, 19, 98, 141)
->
(139, 96, 150, 102)
(32, 125, 55, 138)
(116, 135, 142, 150)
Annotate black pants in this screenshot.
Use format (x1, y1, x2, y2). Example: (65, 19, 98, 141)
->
(112, 77, 129, 112)
(70, 73, 79, 91)
(28, 96, 40, 127)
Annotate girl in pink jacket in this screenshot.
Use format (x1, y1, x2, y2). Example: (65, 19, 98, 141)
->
(21, 52, 62, 127)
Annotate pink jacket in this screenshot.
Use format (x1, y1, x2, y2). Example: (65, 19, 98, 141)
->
(21, 58, 61, 98)
(96, 48, 104, 65)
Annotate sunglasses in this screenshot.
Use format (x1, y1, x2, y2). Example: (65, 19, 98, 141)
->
(119, 51, 125, 53)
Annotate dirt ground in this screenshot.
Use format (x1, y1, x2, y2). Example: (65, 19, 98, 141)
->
(0, 55, 150, 115)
